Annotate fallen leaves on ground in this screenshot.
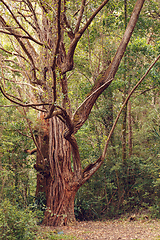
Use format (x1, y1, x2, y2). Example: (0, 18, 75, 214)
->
(50, 218, 160, 240)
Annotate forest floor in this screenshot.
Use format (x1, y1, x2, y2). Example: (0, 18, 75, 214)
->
(40, 216, 160, 240)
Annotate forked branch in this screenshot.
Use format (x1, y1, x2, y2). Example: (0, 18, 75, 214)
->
(72, 0, 146, 134)
(74, 0, 86, 33)
(0, 86, 49, 109)
(0, 0, 43, 46)
(51, 0, 62, 102)
(82, 54, 160, 184)
(61, 0, 110, 74)
(102, 54, 160, 159)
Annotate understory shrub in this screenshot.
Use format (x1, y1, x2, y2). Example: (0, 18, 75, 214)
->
(0, 200, 37, 240)
(75, 155, 160, 220)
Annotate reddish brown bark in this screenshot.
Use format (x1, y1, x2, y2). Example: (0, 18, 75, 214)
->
(35, 115, 80, 226)
(0, 0, 146, 226)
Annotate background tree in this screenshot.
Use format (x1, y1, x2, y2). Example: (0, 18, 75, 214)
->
(0, 0, 158, 226)
(73, 0, 160, 219)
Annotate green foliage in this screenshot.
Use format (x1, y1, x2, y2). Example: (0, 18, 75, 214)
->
(35, 228, 77, 240)
(30, 192, 46, 224)
(0, 200, 37, 240)
(149, 197, 160, 219)
(75, 154, 160, 220)
(0, 0, 160, 227)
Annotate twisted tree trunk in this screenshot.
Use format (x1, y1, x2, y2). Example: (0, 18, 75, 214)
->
(0, 0, 146, 226)
(35, 116, 80, 226)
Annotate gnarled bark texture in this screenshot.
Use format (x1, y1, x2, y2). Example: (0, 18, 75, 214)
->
(35, 116, 80, 226)
(31, 0, 146, 226)
(0, 0, 146, 226)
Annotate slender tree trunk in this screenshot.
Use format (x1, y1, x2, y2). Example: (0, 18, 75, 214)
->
(128, 100, 132, 157)
(102, 89, 117, 157)
(121, 97, 127, 163)
(121, 0, 128, 164)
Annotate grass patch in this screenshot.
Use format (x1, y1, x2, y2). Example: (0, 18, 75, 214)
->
(35, 227, 78, 240)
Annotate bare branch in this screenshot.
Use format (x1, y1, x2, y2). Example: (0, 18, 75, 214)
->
(2, 65, 23, 74)
(0, 15, 40, 82)
(73, 1, 90, 17)
(65, 134, 82, 179)
(51, 0, 61, 102)
(0, 103, 47, 112)
(79, 0, 110, 35)
(8, 80, 44, 93)
(74, 0, 86, 33)
(138, 86, 157, 95)
(15, 129, 33, 139)
(61, 13, 74, 40)
(25, 148, 37, 154)
(0, 0, 44, 46)
(71, 0, 146, 134)
(22, 0, 41, 35)
(0, 47, 30, 63)
(61, 0, 110, 74)
(0, 75, 43, 93)
(0, 105, 20, 107)
(0, 29, 43, 46)
(16, 11, 37, 30)
(0, 86, 50, 108)
(102, 54, 160, 159)
(52, 0, 62, 68)
(80, 157, 102, 186)
(5, 92, 24, 103)
(72, 78, 113, 134)
(38, 0, 53, 13)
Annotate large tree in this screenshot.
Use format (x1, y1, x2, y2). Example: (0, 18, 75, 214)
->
(0, 0, 146, 226)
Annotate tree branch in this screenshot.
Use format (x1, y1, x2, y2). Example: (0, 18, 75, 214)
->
(0, 29, 43, 45)
(81, 53, 160, 185)
(72, 78, 113, 134)
(61, 12, 74, 40)
(61, 0, 110, 74)
(65, 134, 82, 179)
(74, 0, 86, 33)
(51, 0, 61, 102)
(0, 74, 44, 94)
(102, 54, 160, 159)
(25, 148, 37, 154)
(15, 129, 33, 139)
(79, 0, 110, 35)
(0, 0, 44, 46)
(71, 0, 146, 134)
(0, 47, 30, 63)
(0, 15, 41, 84)
(76, 0, 147, 185)
(80, 157, 102, 186)
(19, 0, 41, 36)
(0, 86, 49, 108)
(20, 106, 45, 165)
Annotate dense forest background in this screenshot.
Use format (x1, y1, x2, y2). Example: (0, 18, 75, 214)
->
(0, 0, 160, 238)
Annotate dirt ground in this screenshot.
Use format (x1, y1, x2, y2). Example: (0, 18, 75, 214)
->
(54, 218, 160, 240)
